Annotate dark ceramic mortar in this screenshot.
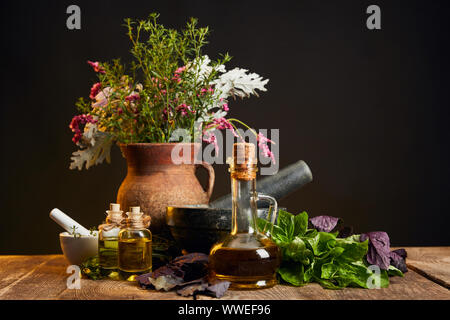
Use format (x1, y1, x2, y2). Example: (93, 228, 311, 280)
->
(166, 205, 284, 253)
(166, 160, 313, 253)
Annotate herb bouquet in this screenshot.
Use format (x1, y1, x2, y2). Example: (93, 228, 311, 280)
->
(68, 13, 275, 232)
(69, 13, 273, 170)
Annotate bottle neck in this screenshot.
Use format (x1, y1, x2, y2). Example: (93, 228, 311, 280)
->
(125, 213, 151, 230)
(127, 221, 146, 229)
(106, 212, 124, 225)
(231, 176, 258, 235)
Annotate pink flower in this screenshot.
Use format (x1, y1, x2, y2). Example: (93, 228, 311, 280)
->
(205, 118, 238, 138)
(202, 131, 219, 154)
(172, 66, 186, 83)
(87, 60, 105, 74)
(222, 103, 229, 112)
(162, 107, 173, 121)
(176, 104, 195, 116)
(175, 66, 186, 74)
(202, 118, 240, 153)
(200, 86, 214, 96)
(69, 114, 97, 144)
(151, 77, 164, 88)
(257, 133, 276, 164)
(89, 83, 102, 100)
(125, 93, 140, 102)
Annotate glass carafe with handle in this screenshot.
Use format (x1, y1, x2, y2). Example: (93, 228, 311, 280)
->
(209, 143, 281, 289)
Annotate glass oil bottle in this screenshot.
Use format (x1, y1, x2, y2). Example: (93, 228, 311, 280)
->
(118, 206, 152, 281)
(98, 203, 124, 278)
(209, 143, 281, 289)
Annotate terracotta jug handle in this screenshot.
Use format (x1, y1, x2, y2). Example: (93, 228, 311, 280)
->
(196, 161, 215, 200)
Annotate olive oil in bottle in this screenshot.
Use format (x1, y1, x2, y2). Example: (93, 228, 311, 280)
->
(98, 203, 124, 277)
(118, 206, 152, 281)
(210, 235, 281, 288)
(209, 143, 281, 289)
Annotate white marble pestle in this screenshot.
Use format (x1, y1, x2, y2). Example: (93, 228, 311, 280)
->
(49, 208, 93, 237)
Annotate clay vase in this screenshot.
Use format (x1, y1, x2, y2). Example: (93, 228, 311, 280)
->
(117, 143, 215, 234)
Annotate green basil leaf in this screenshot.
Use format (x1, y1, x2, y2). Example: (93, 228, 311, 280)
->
(277, 263, 305, 286)
(335, 236, 368, 263)
(293, 211, 308, 236)
(283, 237, 313, 264)
(277, 210, 295, 241)
(321, 262, 339, 279)
(303, 229, 318, 238)
(387, 265, 404, 277)
(306, 232, 337, 256)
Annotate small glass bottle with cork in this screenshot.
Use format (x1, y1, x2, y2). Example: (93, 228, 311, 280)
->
(209, 143, 282, 289)
(118, 206, 152, 281)
(98, 203, 125, 277)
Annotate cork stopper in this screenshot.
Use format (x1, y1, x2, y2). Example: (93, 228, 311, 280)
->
(110, 203, 121, 211)
(130, 206, 141, 214)
(230, 143, 258, 180)
(128, 206, 143, 220)
(126, 206, 150, 229)
(233, 143, 257, 165)
(106, 203, 123, 224)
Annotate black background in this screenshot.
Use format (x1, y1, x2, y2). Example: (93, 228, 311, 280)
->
(1, 0, 449, 254)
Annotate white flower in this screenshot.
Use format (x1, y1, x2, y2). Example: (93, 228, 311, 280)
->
(194, 56, 269, 123)
(70, 123, 113, 170)
(213, 68, 269, 99)
(188, 55, 226, 81)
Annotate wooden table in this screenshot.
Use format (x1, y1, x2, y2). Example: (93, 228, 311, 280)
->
(0, 247, 449, 300)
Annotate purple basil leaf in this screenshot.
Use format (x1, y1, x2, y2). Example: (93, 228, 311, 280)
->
(170, 253, 209, 282)
(360, 231, 391, 270)
(137, 253, 209, 290)
(151, 264, 183, 279)
(205, 281, 231, 298)
(176, 281, 208, 297)
(391, 248, 407, 259)
(309, 215, 341, 233)
(136, 273, 153, 289)
(149, 275, 184, 291)
(390, 249, 408, 273)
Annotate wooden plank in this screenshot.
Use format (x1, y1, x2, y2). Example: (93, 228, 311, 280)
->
(0, 255, 51, 292)
(0, 255, 68, 299)
(197, 269, 450, 300)
(59, 278, 188, 300)
(0, 255, 191, 300)
(0, 250, 449, 300)
(0, 255, 189, 300)
(403, 247, 450, 289)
